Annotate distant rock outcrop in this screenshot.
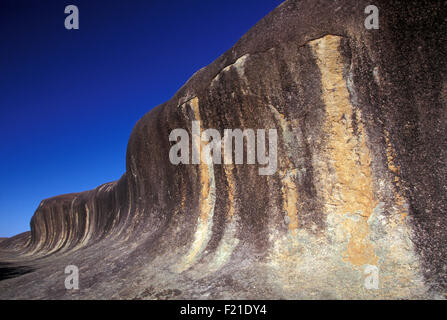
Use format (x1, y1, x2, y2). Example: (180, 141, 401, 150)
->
(1, 0, 446, 299)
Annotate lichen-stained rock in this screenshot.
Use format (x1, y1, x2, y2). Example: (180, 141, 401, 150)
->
(0, 0, 446, 299)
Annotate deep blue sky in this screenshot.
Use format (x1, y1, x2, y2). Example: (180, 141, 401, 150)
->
(0, 0, 283, 237)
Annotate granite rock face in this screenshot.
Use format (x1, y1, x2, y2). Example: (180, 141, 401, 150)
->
(1, 0, 446, 299)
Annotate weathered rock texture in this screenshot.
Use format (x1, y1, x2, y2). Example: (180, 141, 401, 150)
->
(1, 0, 446, 299)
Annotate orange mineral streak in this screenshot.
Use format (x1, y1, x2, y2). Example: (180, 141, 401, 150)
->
(190, 97, 212, 222)
(310, 35, 378, 266)
(173, 97, 216, 273)
(199, 160, 211, 221)
(384, 129, 408, 223)
(282, 173, 299, 234)
(224, 165, 236, 221)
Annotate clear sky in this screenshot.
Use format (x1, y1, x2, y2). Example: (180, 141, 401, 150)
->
(0, 0, 284, 237)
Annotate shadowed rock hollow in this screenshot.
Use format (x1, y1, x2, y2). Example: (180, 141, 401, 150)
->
(1, 0, 446, 299)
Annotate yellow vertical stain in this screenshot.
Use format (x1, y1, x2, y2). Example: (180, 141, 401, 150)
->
(190, 97, 213, 222)
(174, 97, 216, 272)
(282, 173, 299, 233)
(223, 165, 236, 220)
(309, 35, 378, 266)
(384, 129, 408, 223)
(190, 97, 200, 122)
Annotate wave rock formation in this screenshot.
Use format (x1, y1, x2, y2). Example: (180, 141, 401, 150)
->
(1, 0, 446, 299)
